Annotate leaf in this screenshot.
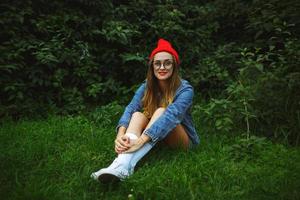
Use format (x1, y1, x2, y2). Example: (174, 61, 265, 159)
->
(215, 119, 222, 127)
(0, 65, 18, 73)
(120, 53, 145, 63)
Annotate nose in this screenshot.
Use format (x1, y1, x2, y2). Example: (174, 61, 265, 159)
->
(158, 64, 167, 69)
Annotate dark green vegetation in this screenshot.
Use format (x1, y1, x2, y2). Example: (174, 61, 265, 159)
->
(1, 0, 300, 199)
(1, 104, 300, 200)
(1, 0, 299, 144)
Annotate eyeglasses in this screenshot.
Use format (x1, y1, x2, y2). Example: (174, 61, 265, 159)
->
(153, 60, 173, 70)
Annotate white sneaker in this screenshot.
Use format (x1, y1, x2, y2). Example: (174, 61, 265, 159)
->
(90, 161, 130, 184)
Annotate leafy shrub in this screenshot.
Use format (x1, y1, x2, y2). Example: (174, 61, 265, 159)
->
(0, 0, 299, 145)
(88, 101, 123, 128)
(228, 135, 268, 161)
(193, 99, 234, 134)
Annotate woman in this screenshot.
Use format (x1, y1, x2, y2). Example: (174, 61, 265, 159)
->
(91, 38, 200, 183)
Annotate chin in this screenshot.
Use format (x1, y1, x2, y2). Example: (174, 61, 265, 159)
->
(157, 76, 171, 81)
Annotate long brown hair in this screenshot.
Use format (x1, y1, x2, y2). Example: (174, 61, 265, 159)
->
(142, 56, 181, 118)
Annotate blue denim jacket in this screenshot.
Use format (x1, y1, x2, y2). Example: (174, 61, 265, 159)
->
(116, 79, 200, 146)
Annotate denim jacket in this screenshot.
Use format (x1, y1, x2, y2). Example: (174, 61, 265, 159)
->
(116, 79, 200, 146)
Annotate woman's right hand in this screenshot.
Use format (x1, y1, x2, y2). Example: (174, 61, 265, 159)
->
(114, 134, 131, 154)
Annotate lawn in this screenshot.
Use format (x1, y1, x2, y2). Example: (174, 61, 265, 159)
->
(1, 112, 300, 200)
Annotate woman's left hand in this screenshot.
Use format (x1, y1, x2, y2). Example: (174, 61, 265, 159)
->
(124, 134, 150, 153)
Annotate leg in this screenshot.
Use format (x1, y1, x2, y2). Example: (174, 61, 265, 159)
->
(145, 107, 189, 149)
(126, 112, 149, 137)
(163, 125, 190, 149)
(91, 108, 189, 183)
(144, 107, 165, 129)
(91, 112, 151, 183)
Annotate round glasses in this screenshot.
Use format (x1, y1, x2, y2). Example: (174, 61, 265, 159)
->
(153, 60, 173, 70)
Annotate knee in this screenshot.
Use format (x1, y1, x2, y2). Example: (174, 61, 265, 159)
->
(153, 107, 166, 116)
(131, 111, 148, 120)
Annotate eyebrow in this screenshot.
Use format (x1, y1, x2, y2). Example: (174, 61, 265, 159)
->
(153, 59, 172, 62)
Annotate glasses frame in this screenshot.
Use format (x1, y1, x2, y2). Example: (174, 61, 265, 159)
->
(153, 59, 174, 70)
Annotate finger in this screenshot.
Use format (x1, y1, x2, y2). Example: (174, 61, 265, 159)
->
(115, 140, 125, 148)
(116, 143, 129, 152)
(115, 147, 119, 154)
(116, 147, 123, 154)
(124, 142, 143, 153)
(116, 146, 125, 152)
(115, 145, 123, 154)
(117, 139, 130, 148)
(116, 142, 128, 150)
(116, 149, 122, 154)
(117, 147, 128, 154)
(119, 146, 130, 152)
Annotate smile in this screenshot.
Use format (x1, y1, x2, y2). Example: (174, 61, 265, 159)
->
(158, 72, 168, 76)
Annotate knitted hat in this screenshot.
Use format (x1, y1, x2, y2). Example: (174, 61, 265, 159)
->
(149, 38, 180, 64)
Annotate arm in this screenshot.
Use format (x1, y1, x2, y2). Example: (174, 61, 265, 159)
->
(114, 83, 146, 153)
(143, 85, 194, 143)
(115, 126, 130, 154)
(115, 83, 146, 133)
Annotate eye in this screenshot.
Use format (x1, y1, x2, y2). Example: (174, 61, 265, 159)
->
(153, 62, 161, 66)
(164, 60, 173, 66)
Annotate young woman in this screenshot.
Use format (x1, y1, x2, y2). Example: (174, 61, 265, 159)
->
(91, 38, 200, 183)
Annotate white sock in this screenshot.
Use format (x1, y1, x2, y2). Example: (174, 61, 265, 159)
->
(125, 132, 139, 145)
(108, 133, 154, 175)
(92, 133, 155, 180)
(128, 142, 153, 174)
(109, 132, 138, 169)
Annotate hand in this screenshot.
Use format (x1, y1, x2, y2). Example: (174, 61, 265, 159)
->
(115, 134, 131, 154)
(124, 134, 150, 153)
(124, 137, 145, 153)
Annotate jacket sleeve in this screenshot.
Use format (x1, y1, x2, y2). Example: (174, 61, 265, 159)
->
(143, 85, 194, 143)
(115, 83, 146, 133)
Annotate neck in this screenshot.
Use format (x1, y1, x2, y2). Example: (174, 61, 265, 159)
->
(158, 80, 168, 92)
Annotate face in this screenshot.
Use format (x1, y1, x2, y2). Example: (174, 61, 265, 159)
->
(153, 52, 174, 81)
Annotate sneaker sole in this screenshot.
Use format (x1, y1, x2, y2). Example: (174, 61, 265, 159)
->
(98, 173, 120, 184)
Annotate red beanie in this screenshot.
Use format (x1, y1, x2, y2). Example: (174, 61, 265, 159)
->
(149, 38, 180, 64)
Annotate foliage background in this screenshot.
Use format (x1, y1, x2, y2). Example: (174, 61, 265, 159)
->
(1, 0, 300, 144)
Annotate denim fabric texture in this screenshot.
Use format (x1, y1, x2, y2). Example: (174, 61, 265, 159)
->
(116, 79, 200, 146)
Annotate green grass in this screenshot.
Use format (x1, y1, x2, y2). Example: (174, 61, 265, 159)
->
(1, 114, 300, 200)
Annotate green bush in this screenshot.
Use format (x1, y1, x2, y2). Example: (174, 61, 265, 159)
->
(0, 0, 299, 144)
